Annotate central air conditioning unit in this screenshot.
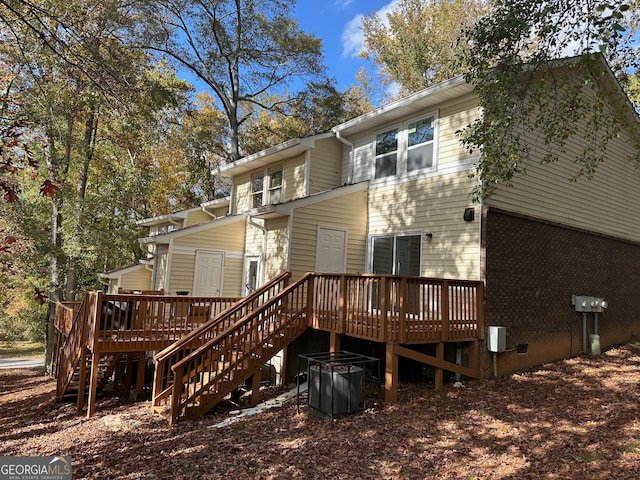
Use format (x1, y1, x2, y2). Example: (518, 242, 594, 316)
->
(308, 364, 365, 419)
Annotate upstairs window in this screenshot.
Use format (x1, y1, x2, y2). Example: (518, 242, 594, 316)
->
(372, 113, 437, 181)
(375, 128, 398, 179)
(251, 173, 264, 208)
(407, 116, 435, 172)
(268, 167, 283, 204)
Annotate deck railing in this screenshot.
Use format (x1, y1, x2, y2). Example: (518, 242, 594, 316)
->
(167, 273, 310, 423)
(310, 274, 484, 344)
(151, 272, 291, 408)
(56, 294, 100, 399)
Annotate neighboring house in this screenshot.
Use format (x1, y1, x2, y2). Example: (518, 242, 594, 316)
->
(104, 55, 640, 380)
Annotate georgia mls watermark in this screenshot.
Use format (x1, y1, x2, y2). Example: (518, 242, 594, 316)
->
(0, 456, 72, 480)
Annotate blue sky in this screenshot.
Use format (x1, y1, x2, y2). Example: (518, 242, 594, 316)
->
(294, 0, 396, 90)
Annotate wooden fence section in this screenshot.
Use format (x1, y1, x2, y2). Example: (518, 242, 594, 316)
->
(310, 274, 484, 345)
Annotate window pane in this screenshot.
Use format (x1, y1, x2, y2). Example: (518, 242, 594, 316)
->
(269, 188, 281, 204)
(252, 174, 264, 192)
(270, 169, 282, 188)
(408, 117, 434, 147)
(407, 143, 433, 172)
(376, 129, 398, 155)
(395, 235, 421, 276)
(372, 237, 393, 274)
(375, 153, 397, 179)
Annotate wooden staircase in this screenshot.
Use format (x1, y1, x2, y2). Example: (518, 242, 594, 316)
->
(59, 353, 120, 399)
(153, 273, 313, 424)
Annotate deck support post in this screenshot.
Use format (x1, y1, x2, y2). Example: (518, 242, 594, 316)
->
(435, 342, 445, 390)
(329, 332, 341, 353)
(87, 352, 101, 418)
(76, 345, 88, 412)
(467, 340, 480, 378)
(249, 372, 261, 407)
(385, 343, 398, 402)
(123, 354, 135, 393)
(136, 352, 146, 395)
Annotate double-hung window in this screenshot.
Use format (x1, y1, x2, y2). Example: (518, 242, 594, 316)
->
(251, 166, 283, 208)
(251, 173, 264, 208)
(373, 114, 436, 180)
(407, 116, 435, 172)
(375, 128, 398, 179)
(268, 167, 283, 204)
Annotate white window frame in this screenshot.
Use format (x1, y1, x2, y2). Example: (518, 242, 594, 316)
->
(373, 127, 399, 180)
(251, 172, 264, 208)
(371, 111, 438, 183)
(251, 164, 284, 208)
(267, 166, 283, 204)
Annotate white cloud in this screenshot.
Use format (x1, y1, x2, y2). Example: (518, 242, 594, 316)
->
(334, 0, 355, 10)
(340, 1, 399, 58)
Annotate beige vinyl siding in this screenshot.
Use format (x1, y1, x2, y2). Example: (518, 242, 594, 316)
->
(232, 173, 252, 213)
(264, 217, 290, 280)
(164, 219, 246, 296)
(345, 92, 479, 184)
(244, 220, 264, 256)
(172, 220, 245, 250)
(184, 209, 213, 226)
(437, 94, 481, 166)
(309, 138, 342, 194)
(288, 189, 368, 280)
(232, 154, 307, 215)
(118, 268, 152, 291)
(166, 254, 244, 297)
(283, 154, 306, 200)
(166, 253, 195, 294)
(219, 257, 243, 296)
(368, 170, 481, 280)
(208, 205, 229, 218)
(152, 250, 168, 291)
(487, 123, 640, 243)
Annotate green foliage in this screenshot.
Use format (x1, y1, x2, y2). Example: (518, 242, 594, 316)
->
(460, 0, 640, 200)
(361, 0, 488, 96)
(240, 79, 373, 155)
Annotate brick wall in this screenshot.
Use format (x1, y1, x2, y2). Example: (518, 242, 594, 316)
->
(482, 208, 640, 377)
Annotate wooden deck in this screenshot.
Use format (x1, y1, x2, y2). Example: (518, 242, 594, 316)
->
(54, 272, 484, 423)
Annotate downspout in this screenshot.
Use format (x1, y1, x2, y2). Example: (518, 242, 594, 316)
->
(335, 129, 354, 184)
(246, 213, 267, 264)
(201, 205, 218, 219)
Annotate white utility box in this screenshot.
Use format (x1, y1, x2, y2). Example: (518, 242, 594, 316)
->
(487, 326, 507, 353)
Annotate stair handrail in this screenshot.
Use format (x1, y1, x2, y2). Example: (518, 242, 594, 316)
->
(168, 273, 313, 423)
(55, 292, 100, 400)
(152, 271, 291, 407)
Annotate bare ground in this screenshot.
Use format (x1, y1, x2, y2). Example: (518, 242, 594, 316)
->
(1, 343, 640, 479)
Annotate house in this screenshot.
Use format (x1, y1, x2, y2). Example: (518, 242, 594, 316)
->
(82, 54, 640, 421)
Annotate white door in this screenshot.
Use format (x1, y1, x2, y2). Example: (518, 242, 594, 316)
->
(315, 226, 347, 273)
(193, 251, 223, 296)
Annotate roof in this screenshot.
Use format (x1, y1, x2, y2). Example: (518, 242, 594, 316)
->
(99, 263, 147, 279)
(138, 213, 245, 245)
(137, 197, 231, 226)
(220, 132, 334, 177)
(333, 75, 473, 137)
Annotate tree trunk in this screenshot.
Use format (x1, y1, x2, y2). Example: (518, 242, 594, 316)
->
(65, 105, 98, 301)
(44, 134, 65, 370)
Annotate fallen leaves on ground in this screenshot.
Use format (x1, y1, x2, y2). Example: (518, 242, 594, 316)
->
(2, 343, 640, 479)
